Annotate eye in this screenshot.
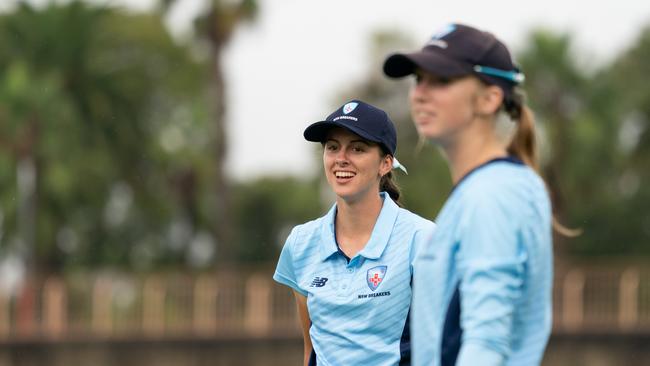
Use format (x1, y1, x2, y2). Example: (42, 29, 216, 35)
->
(414, 73, 453, 87)
(325, 142, 338, 151)
(436, 77, 452, 85)
(350, 144, 366, 153)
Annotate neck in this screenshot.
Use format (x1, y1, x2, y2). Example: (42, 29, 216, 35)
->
(441, 118, 508, 184)
(335, 192, 384, 257)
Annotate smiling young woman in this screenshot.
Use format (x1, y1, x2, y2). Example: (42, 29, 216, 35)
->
(273, 100, 435, 366)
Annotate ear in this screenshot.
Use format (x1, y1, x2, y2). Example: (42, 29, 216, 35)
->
(476, 84, 504, 116)
(379, 155, 393, 177)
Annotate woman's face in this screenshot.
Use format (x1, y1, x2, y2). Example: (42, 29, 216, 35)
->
(409, 70, 484, 145)
(323, 128, 392, 203)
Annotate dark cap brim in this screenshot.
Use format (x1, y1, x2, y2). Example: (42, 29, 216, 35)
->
(383, 49, 472, 79)
(304, 121, 391, 154)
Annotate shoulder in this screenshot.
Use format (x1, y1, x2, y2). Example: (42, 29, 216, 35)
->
(288, 216, 325, 239)
(462, 162, 546, 203)
(395, 208, 436, 263)
(282, 214, 328, 255)
(456, 162, 551, 224)
(395, 207, 436, 237)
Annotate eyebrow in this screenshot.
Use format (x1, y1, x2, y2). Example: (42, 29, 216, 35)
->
(325, 138, 371, 145)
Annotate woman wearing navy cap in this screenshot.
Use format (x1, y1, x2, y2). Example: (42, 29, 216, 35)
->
(273, 100, 435, 366)
(383, 24, 556, 366)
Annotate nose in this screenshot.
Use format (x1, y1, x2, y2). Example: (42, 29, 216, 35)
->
(334, 148, 349, 165)
(410, 81, 428, 103)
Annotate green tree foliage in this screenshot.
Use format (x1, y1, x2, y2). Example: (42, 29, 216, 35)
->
(0, 1, 213, 272)
(515, 28, 650, 257)
(3, 1, 650, 272)
(576, 26, 650, 255)
(516, 30, 595, 256)
(232, 177, 322, 263)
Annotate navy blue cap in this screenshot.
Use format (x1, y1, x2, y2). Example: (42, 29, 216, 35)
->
(383, 23, 524, 95)
(304, 100, 397, 156)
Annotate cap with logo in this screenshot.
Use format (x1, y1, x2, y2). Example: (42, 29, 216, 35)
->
(383, 23, 524, 95)
(304, 100, 407, 173)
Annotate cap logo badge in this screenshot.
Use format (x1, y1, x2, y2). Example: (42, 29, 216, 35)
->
(342, 102, 358, 114)
(426, 24, 456, 49)
(431, 24, 456, 39)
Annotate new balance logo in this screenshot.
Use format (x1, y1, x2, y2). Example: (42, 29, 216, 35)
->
(310, 277, 328, 288)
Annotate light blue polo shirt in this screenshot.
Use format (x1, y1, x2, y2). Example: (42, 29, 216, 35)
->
(412, 158, 553, 366)
(274, 192, 435, 366)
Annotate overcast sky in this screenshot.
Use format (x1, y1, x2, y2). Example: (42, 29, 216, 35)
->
(219, 0, 650, 181)
(37, 0, 650, 180)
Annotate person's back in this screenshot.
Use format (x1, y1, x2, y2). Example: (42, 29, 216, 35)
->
(497, 165, 553, 365)
(382, 23, 557, 365)
(412, 159, 552, 365)
(456, 161, 552, 365)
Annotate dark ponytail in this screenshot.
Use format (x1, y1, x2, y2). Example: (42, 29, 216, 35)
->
(503, 89, 581, 237)
(380, 171, 403, 207)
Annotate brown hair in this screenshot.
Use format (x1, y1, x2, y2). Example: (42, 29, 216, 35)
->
(380, 170, 402, 207)
(503, 89, 580, 237)
(503, 89, 538, 171)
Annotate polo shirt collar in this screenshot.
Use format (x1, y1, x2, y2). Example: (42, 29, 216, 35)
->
(319, 192, 400, 261)
(319, 203, 339, 261)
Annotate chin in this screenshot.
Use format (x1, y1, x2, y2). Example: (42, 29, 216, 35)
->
(334, 188, 365, 203)
(416, 126, 440, 140)
(334, 188, 356, 200)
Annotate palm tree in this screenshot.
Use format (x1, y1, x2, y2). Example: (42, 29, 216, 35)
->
(160, 0, 257, 264)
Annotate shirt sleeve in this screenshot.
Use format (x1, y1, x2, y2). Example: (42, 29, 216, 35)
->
(273, 227, 308, 297)
(455, 193, 526, 366)
(410, 221, 436, 273)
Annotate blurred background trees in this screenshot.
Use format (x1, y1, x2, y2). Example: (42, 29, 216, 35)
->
(517, 27, 650, 258)
(0, 0, 649, 279)
(337, 26, 650, 261)
(0, 0, 213, 273)
(160, 0, 258, 264)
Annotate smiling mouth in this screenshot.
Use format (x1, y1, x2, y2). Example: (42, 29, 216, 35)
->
(334, 171, 356, 179)
(414, 110, 435, 120)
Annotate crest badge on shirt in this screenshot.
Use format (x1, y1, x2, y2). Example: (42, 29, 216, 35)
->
(366, 265, 387, 291)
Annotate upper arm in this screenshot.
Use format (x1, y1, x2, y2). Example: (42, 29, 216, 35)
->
(293, 291, 313, 365)
(294, 291, 310, 333)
